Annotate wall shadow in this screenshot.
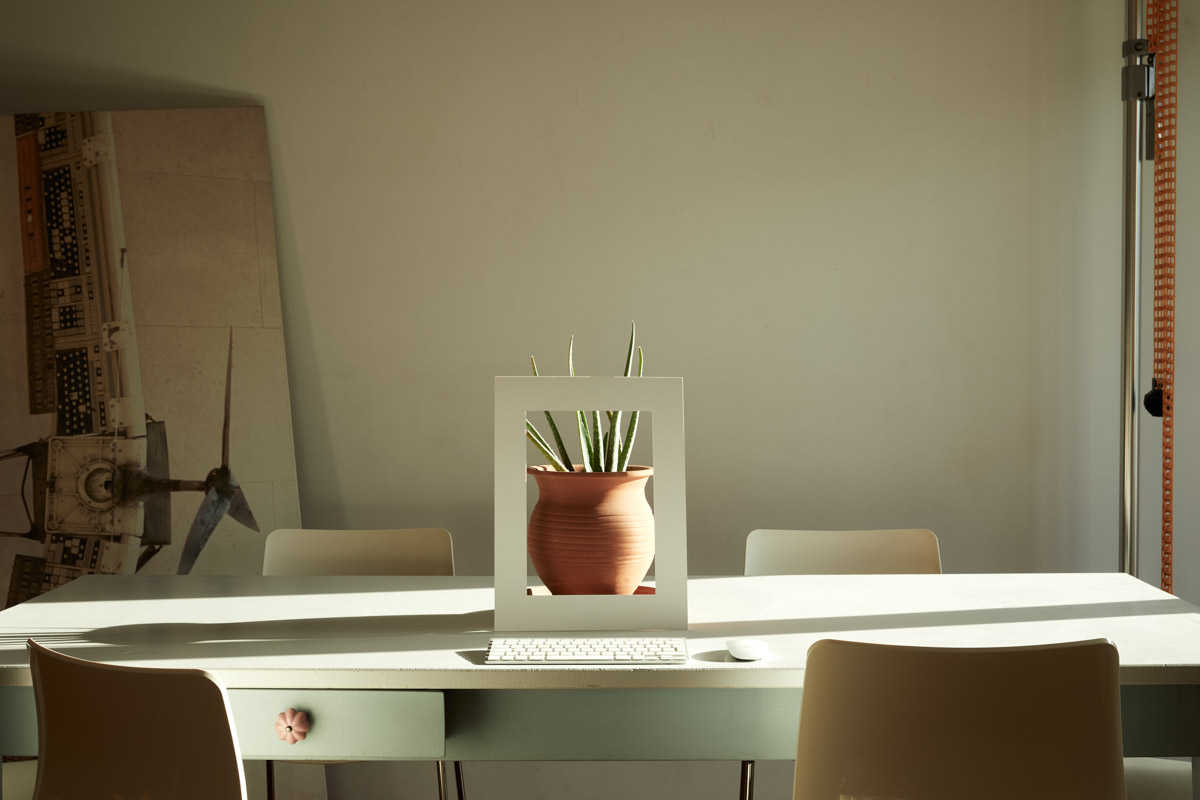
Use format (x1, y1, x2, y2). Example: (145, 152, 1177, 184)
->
(0, 55, 260, 113)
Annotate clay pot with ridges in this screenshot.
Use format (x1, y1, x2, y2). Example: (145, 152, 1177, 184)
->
(527, 465, 654, 595)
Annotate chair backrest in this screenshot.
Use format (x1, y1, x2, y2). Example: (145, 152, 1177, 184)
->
(262, 528, 455, 576)
(744, 528, 941, 576)
(28, 638, 246, 800)
(793, 638, 1126, 800)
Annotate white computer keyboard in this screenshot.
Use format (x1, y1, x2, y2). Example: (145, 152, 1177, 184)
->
(485, 636, 688, 665)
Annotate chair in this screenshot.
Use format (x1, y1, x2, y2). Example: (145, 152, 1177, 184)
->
(262, 527, 455, 576)
(27, 638, 246, 800)
(1123, 759, 1193, 799)
(261, 527, 464, 800)
(743, 528, 941, 576)
(743, 530, 1191, 798)
(793, 638, 1126, 799)
(738, 528, 941, 799)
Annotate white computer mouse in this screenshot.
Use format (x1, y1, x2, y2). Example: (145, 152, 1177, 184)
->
(726, 638, 770, 661)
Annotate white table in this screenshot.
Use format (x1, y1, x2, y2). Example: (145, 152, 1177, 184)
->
(1, 573, 1198, 788)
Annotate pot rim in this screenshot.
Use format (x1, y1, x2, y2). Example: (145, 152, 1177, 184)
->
(527, 464, 653, 477)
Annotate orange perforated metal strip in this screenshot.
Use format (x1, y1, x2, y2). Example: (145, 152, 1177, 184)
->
(1148, 0, 1177, 593)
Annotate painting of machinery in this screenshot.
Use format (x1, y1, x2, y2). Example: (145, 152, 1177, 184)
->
(0, 109, 301, 606)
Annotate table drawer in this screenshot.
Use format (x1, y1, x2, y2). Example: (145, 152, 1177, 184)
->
(227, 689, 444, 760)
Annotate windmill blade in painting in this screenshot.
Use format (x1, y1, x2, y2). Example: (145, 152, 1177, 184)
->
(178, 330, 259, 576)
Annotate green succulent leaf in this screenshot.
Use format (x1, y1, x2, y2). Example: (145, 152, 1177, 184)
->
(604, 415, 618, 471)
(576, 410, 594, 472)
(616, 411, 639, 471)
(617, 346, 644, 470)
(526, 421, 569, 472)
(600, 322, 637, 471)
(569, 335, 598, 471)
(530, 324, 646, 473)
(591, 410, 604, 471)
(532, 355, 575, 470)
(545, 414, 574, 471)
(622, 321, 636, 378)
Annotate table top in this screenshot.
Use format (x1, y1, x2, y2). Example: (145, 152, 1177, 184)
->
(1, 572, 1197, 690)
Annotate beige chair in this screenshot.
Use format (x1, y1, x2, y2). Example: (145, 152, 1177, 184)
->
(793, 637, 1126, 799)
(744, 528, 941, 576)
(262, 527, 455, 576)
(27, 638, 246, 800)
(1, 759, 36, 800)
(738, 528, 941, 799)
(262, 527, 464, 800)
(748, 531, 1191, 799)
(1124, 759, 1193, 799)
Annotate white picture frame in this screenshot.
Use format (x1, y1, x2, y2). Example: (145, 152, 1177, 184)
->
(493, 376, 687, 631)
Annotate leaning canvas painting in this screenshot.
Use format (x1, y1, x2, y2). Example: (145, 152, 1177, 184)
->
(0, 107, 300, 606)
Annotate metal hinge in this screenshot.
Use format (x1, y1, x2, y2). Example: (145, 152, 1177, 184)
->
(81, 132, 117, 166)
(102, 320, 132, 351)
(108, 397, 137, 431)
(1121, 39, 1157, 160)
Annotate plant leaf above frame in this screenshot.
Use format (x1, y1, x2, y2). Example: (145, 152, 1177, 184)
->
(530, 356, 574, 471)
(616, 345, 643, 471)
(525, 322, 643, 473)
(607, 322, 637, 471)
(569, 335, 595, 472)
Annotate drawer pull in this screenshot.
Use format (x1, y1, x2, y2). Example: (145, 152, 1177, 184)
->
(274, 708, 310, 744)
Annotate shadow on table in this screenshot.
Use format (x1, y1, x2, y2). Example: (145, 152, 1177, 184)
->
(689, 598, 1191, 638)
(7, 609, 495, 662)
(25, 574, 496, 602)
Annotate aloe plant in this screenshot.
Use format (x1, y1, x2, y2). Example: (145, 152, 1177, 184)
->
(526, 322, 644, 472)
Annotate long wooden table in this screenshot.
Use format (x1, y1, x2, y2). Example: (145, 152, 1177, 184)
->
(1, 573, 1198, 792)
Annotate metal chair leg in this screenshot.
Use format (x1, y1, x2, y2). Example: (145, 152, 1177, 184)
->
(436, 760, 447, 800)
(453, 760, 466, 800)
(739, 759, 755, 800)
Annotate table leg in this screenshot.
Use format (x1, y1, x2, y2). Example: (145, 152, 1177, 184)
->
(453, 760, 466, 800)
(739, 760, 755, 800)
(1192, 757, 1198, 800)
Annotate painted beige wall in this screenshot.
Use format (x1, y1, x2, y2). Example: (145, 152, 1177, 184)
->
(2, 1, 1195, 799)
(1030, 1, 1126, 576)
(0, 0, 1045, 578)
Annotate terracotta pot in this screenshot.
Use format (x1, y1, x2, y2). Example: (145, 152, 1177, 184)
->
(527, 465, 654, 595)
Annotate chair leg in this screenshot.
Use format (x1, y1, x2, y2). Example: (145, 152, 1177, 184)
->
(436, 760, 447, 800)
(454, 760, 466, 800)
(266, 760, 276, 800)
(739, 760, 755, 800)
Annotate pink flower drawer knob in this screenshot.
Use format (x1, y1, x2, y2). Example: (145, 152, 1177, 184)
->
(275, 708, 310, 744)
